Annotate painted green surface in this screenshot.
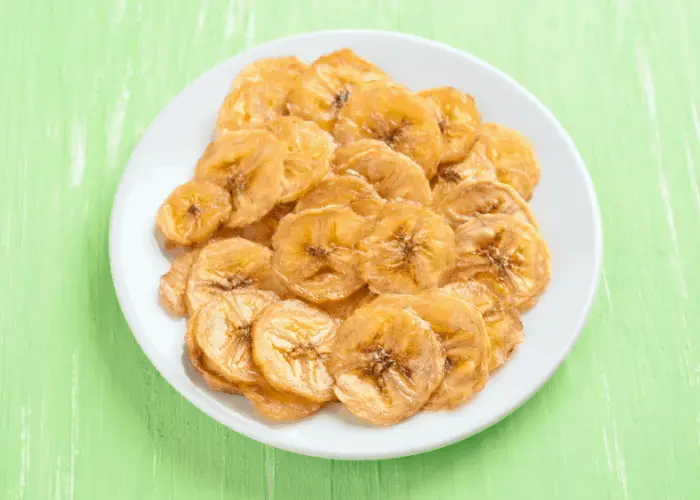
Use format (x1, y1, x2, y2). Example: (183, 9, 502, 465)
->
(1, 0, 699, 498)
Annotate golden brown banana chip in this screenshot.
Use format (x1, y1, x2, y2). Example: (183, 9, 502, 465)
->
(432, 141, 497, 201)
(318, 286, 376, 320)
(159, 250, 199, 317)
(189, 289, 279, 384)
(478, 123, 540, 200)
(186, 237, 281, 313)
(252, 300, 339, 402)
(227, 202, 296, 248)
(334, 144, 432, 206)
(242, 379, 322, 422)
(418, 87, 481, 164)
(451, 214, 551, 311)
(359, 202, 456, 294)
(286, 49, 389, 131)
(194, 129, 285, 228)
(371, 289, 490, 410)
(294, 174, 385, 218)
(216, 56, 307, 133)
(264, 117, 335, 203)
(156, 180, 232, 246)
(433, 179, 537, 229)
(185, 320, 241, 394)
(272, 206, 367, 302)
(442, 281, 524, 371)
(331, 305, 445, 425)
(334, 82, 442, 178)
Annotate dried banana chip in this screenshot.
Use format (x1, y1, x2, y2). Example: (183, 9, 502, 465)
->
(194, 129, 285, 228)
(189, 289, 279, 384)
(264, 117, 334, 202)
(371, 289, 490, 410)
(159, 250, 199, 317)
(419, 87, 480, 164)
(442, 281, 524, 371)
(294, 174, 385, 218)
(451, 214, 551, 311)
(186, 237, 281, 313)
(432, 141, 497, 201)
(185, 319, 242, 394)
(272, 206, 367, 302)
(252, 300, 339, 402)
(359, 202, 456, 294)
(331, 305, 445, 425)
(334, 143, 432, 206)
(156, 180, 232, 246)
(479, 123, 540, 200)
(318, 286, 376, 320)
(433, 179, 537, 229)
(217, 56, 307, 133)
(242, 379, 322, 422)
(334, 82, 442, 178)
(286, 49, 389, 131)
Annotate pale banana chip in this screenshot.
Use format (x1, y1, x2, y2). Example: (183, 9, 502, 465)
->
(359, 202, 456, 294)
(253, 300, 339, 402)
(331, 305, 445, 425)
(334, 82, 442, 179)
(186, 237, 282, 313)
(371, 289, 490, 410)
(419, 87, 481, 164)
(478, 123, 540, 200)
(156, 180, 232, 246)
(433, 179, 537, 229)
(272, 206, 367, 302)
(451, 214, 551, 311)
(264, 116, 334, 202)
(159, 250, 199, 317)
(194, 129, 285, 228)
(294, 174, 386, 219)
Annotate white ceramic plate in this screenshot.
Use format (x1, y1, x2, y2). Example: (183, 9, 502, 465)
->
(110, 30, 602, 460)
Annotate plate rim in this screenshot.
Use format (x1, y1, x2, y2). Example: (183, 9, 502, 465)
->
(109, 28, 603, 460)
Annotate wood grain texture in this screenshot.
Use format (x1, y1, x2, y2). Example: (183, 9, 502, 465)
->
(1, 0, 699, 498)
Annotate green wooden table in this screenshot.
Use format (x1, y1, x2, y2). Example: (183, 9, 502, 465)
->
(2, 1, 699, 498)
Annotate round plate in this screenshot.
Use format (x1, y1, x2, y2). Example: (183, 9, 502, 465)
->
(110, 30, 602, 460)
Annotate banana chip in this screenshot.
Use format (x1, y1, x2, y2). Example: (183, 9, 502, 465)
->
(443, 281, 524, 372)
(286, 49, 389, 131)
(189, 289, 279, 384)
(334, 142, 432, 206)
(294, 174, 386, 219)
(371, 289, 490, 410)
(334, 82, 442, 179)
(451, 214, 551, 311)
(432, 141, 497, 201)
(433, 179, 537, 229)
(264, 117, 334, 202)
(194, 129, 285, 228)
(419, 87, 480, 164)
(359, 202, 456, 294)
(331, 305, 445, 425)
(185, 317, 242, 394)
(156, 180, 232, 246)
(478, 123, 540, 200)
(217, 56, 307, 133)
(253, 300, 339, 402)
(186, 237, 281, 313)
(272, 206, 367, 302)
